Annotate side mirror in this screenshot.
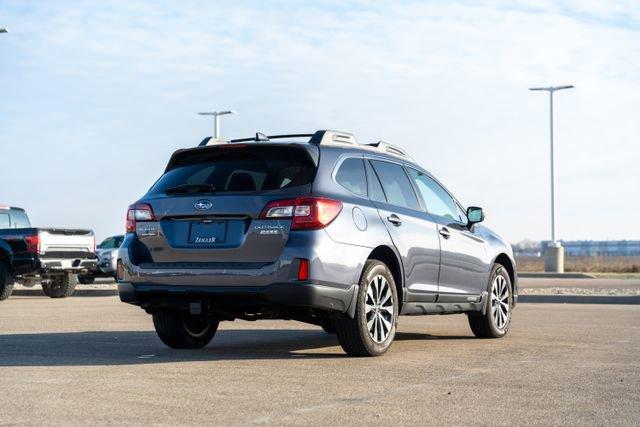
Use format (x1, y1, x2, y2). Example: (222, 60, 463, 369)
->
(467, 206, 484, 225)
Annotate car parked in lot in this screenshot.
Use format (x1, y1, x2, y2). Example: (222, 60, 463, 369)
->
(78, 235, 124, 284)
(0, 206, 96, 300)
(118, 130, 517, 356)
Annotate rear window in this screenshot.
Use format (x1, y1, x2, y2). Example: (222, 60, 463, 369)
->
(150, 146, 316, 195)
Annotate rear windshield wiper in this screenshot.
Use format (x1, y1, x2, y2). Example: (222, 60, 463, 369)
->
(164, 184, 218, 194)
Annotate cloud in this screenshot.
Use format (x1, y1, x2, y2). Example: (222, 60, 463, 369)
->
(0, 0, 639, 242)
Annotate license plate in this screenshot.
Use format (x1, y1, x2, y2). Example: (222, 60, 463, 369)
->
(189, 221, 227, 244)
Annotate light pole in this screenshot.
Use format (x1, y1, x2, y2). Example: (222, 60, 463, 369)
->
(529, 85, 574, 272)
(197, 110, 236, 139)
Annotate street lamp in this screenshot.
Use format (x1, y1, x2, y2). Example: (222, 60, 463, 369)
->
(197, 110, 236, 139)
(529, 85, 574, 272)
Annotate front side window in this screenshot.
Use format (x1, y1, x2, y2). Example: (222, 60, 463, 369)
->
(335, 158, 367, 197)
(369, 160, 420, 210)
(407, 168, 464, 222)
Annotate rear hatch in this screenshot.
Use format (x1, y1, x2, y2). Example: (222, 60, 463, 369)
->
(133, 144, 318, 265)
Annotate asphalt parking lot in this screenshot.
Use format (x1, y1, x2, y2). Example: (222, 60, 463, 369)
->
(0, 293, 638, 425)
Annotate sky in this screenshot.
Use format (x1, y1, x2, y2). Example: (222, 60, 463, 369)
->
(1, 0, 639, 244)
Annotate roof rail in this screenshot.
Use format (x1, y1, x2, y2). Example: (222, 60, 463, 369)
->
(229, 133, 314, 143)
(367, 141, 413, 161)
(309, 130, 359, 147)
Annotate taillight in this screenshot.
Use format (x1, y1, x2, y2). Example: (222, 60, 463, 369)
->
(25, 234, 40, 255)
(126, 203, 155, 233)
(260, 197, 343, 230)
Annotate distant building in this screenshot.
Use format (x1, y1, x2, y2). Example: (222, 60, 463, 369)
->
(540, 240, 640, 257)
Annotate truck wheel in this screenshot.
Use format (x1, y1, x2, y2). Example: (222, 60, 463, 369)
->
(152, 310, 219, 349)
(78, 276, 95, 285)
(0, 262, 14, 301)
(467, 263, 513, 338)
(42, 274, 78, 298)
(335, 260, 398, 357)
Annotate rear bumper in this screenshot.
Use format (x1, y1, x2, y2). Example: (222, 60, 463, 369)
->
(12, 254, 97, 276)
(39, 258, 97, 272)
(118, 281, 358, 315)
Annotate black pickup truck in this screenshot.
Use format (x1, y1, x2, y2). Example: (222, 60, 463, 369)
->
(0, 206, 97, 300)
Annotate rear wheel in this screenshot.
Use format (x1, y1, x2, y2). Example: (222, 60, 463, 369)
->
(152, 310, 219, 349)
(468, 263, 512, 338)
(41, 273, 77, 298)
(335, 260, 398, 357)
(0, 262, 14, 301)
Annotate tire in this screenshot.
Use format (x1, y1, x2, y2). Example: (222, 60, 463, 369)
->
(78, 276, 95, 285)
(335, 260, 399, 357)
(321, 320, 336, 334)
(468, 263, 513, 338)
(41, 273, 78, 298)
(152, 310, 219, 349)
(0, 262, 14, 301)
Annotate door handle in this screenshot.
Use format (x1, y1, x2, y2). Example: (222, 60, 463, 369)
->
(387, 214, 402, 226)
(439, 226, 451, 239)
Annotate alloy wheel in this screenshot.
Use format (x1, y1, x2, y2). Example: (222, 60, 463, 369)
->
(365, 274, 394, 343)
(491, 274, 510, 330)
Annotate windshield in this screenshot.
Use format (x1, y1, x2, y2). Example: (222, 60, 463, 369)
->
(98, 236, 124, 249)
(149, 146, 316, 195)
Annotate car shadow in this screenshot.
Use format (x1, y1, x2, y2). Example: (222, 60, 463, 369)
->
(395, 332, 475, 341)
(0, 328, 475, 367)
(0, 329, 346, 366)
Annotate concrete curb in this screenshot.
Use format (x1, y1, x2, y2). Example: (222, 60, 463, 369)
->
(519, 295, 640, 304)
(518, 272, 596, 279)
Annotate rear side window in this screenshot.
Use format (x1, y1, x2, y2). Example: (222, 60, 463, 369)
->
(150, 146, 316, 194)
(335, 158, 367, 197)
(369, 160, 420, 210)
(365, 161, 386, 203)
(9, 210, 30, 228)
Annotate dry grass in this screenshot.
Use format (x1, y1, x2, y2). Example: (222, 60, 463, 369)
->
(516, 256, 640, 273)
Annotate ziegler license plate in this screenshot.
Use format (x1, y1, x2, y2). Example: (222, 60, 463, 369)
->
(189, 221, 227, 244)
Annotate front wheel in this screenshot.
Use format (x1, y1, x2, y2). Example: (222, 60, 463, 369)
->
(152, 310, 219, 349)
(41, 273, 77, 298)
(335, 260, 398, 357)
(468, 263, 513, 338)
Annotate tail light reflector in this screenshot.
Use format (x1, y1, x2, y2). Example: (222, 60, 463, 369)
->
(260, 197, 342, 230)
(126, 203, 155, 233)
(297, 259, 309, 281)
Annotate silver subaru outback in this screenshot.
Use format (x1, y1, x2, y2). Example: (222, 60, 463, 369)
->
(118, 130, 517, 356)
